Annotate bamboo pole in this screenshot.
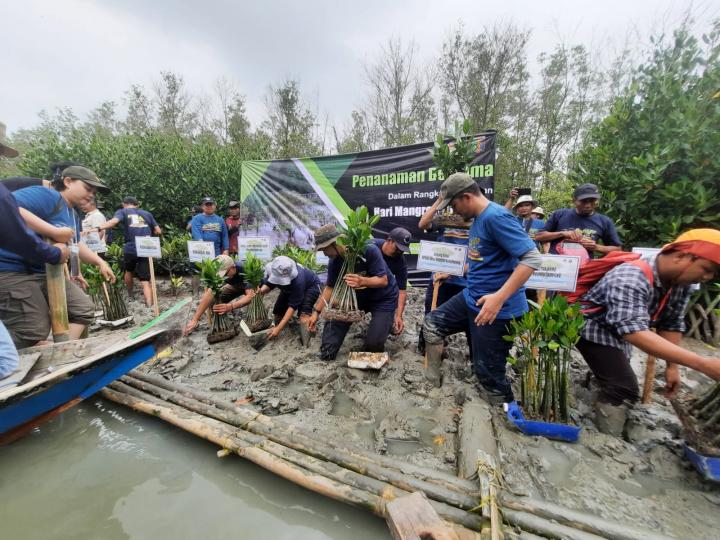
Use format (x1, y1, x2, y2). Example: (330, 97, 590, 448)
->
(425, 279, 441, 369)
(46, 262, 69, 342)
(119, 375, 479, 511)
(641, 329, 658, 405)
(126, 370, 478, 494)
(149, 257, 159, 317)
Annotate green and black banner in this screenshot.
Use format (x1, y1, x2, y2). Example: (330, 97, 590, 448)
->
(239, 130, 496, 273)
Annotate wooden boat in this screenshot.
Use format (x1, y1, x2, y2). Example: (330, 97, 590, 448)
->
(0, 298, 189, 445)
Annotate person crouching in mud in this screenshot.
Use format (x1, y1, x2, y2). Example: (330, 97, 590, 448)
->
(247, 256, 322, 345)
(184, 255, 254, 335)
(577, 229, 720, 436)
(308, 224, 399, 360)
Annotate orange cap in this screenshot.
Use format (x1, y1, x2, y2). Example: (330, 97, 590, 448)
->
(661, 229, 720, 266)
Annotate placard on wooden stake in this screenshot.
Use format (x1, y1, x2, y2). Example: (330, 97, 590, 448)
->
(136, 236, 162, 316)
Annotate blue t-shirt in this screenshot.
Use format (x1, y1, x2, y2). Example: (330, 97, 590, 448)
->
(265, 265, 321, 310)
(541, 208, 621, 256)
(0, 186, 80, 274)
(113, 208, 159, 255)
(191, 214, 229, 257)
(463, 202, 536, 318)
(433, 225, 470, 287)
(326, 243, 399, 312)
(372, 239, 408, 290)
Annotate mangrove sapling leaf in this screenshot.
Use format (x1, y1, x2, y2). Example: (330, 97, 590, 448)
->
(240, 252, 270, 329)
(198, 258, 237, 340)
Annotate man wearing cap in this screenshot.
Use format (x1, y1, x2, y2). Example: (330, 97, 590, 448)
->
(531, 207, 545, 222)
(422, 173, 542, 395)
(373, 228, 411, 335)
(225, 201, 242, 255)
(191, 197, 229, 257)
(576, 229, 720, 435)
(80, 197, 107, 256)
(98, 196, 161, 306)
(185, 254, 254, 335)
(244, 255, 322, 345)
(0, 124, 72, 377)
(535, 183, 621, 258)
(0, 165, 115, 349)
(308, 224, 399, 360)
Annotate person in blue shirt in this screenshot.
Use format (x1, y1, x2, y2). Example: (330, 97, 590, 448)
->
(191, 197, 229, 257)
(535, 183, 622, 258)
(246, 256, 322, 346)
(373, 227, 411, 335)
(308, 224, 399, 361)
(422, 173, 542, 399)
(0, 165, 115, 349)
(98, 196, 161, 306)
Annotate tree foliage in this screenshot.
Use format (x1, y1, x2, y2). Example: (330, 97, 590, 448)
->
(571, 21, 720, 246)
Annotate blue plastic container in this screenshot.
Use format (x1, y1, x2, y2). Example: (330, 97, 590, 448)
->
(504, 401, 581, 443)
(684, 443, 720, 483)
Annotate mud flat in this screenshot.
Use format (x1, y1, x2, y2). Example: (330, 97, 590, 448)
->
(99, 283, 720, 538)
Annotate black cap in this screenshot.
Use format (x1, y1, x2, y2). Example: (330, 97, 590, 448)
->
(228, 200, 240, 208)
(388, 227, 412, 253)
(573, 183, 601, 201)
(201, 197, 215, 205)
(123, 196, 139, 205)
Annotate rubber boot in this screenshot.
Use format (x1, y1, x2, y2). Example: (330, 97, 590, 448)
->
(595, 401, 627, 437)
(425, 343, 443, 387)
(299, 322, 311, 347)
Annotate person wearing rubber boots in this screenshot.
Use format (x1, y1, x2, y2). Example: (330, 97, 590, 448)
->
(308, 224, 399, 361)
(422, 173, 542, 396)
(577, 229, 720, 436)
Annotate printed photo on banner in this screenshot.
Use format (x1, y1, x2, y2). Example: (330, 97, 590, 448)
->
(416, 240, 468, 277)
(525, 255, 581, 292)
(187, 240, 216, 262)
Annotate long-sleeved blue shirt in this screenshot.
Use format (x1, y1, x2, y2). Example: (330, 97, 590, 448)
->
(0, 182, 61, 268)
(191, 213, 229, 256)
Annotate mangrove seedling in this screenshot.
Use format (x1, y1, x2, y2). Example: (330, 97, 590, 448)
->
(199, 258, 237, 344)
(242, 252, 272, 333)
(324, 206, 379, 323)
(674, 382, 720, 456)
(272, 243, 324, 273)
(505, 296, 584, 424)
(169, 275, 185, 297)
(83, 263, 130, 322)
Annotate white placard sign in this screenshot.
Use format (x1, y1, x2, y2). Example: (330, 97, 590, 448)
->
(135, 236, 161, 258)
(526, 255, 581, 292)
(416, 241, 468, 277)
(237, 237, 272, 261)
(187, 241, 215, 262)
(632, 247, 661, 262)
(82, 231, 104, 252)
(316, 251, 330, 265)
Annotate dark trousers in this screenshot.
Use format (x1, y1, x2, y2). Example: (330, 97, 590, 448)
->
(320, 310, 394, 360)
(576, 338, 639, 406)
(423, 292, 514, 400)
(419, 281, 470, 352)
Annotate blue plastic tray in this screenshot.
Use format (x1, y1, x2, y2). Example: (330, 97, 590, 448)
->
(505, 401, 581, 443)
(684, 443, 720, 482)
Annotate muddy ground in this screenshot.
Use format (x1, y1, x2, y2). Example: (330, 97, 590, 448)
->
(98, 280, 720, 538)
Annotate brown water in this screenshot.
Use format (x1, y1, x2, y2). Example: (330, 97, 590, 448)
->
(0, 399, 390, 540)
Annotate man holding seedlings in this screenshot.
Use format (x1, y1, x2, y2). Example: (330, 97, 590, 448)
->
(225, 201, 242, 255)
(422, 173, 542, 396)
(308, 224, 399, 360)
(191, 197, 229, 257)
(534, 183, 621, 258)
(98, 196, 161, 307)
(185, 254, 254, 335)
(246, 255, 322, 345)
(0, 165, 115, 348)
(373, 228, 411, 335)
(577, 229, 720, 436)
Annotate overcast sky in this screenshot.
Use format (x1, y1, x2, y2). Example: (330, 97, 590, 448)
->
(2, 0, 716, 135)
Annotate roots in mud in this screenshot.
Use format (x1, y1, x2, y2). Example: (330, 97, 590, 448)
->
(207, 329, 238, 344)
(673, 382, 720, 456)
(247, 318, 272, 333)
(323, 308, 365, 323)
(207, 310, 237, 344)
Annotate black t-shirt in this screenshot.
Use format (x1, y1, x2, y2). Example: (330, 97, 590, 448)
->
(265, 265, 321, 310)
(372, 238, 407, 290)
(227, 262, 246, 289)
(1, 177, 44, 192)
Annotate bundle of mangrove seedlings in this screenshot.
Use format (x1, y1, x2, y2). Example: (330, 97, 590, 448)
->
(506, 296, 584, 424)
(242, 252, 272, 333)
(323, 206, 378, 323)
(199, 258, 238, 344)
(83, 263, 130, 323)
(673, 382, 720, 456)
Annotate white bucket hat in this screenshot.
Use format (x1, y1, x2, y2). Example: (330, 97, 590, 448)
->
(513, 194, 538, 209)
(265, 256, 299, 286)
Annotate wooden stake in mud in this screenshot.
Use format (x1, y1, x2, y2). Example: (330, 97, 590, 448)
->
(641, 329, 657, 404)
(46, 261, 70, 342)
(425, 277, 441, 369)
(148, 256, 159, 317)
